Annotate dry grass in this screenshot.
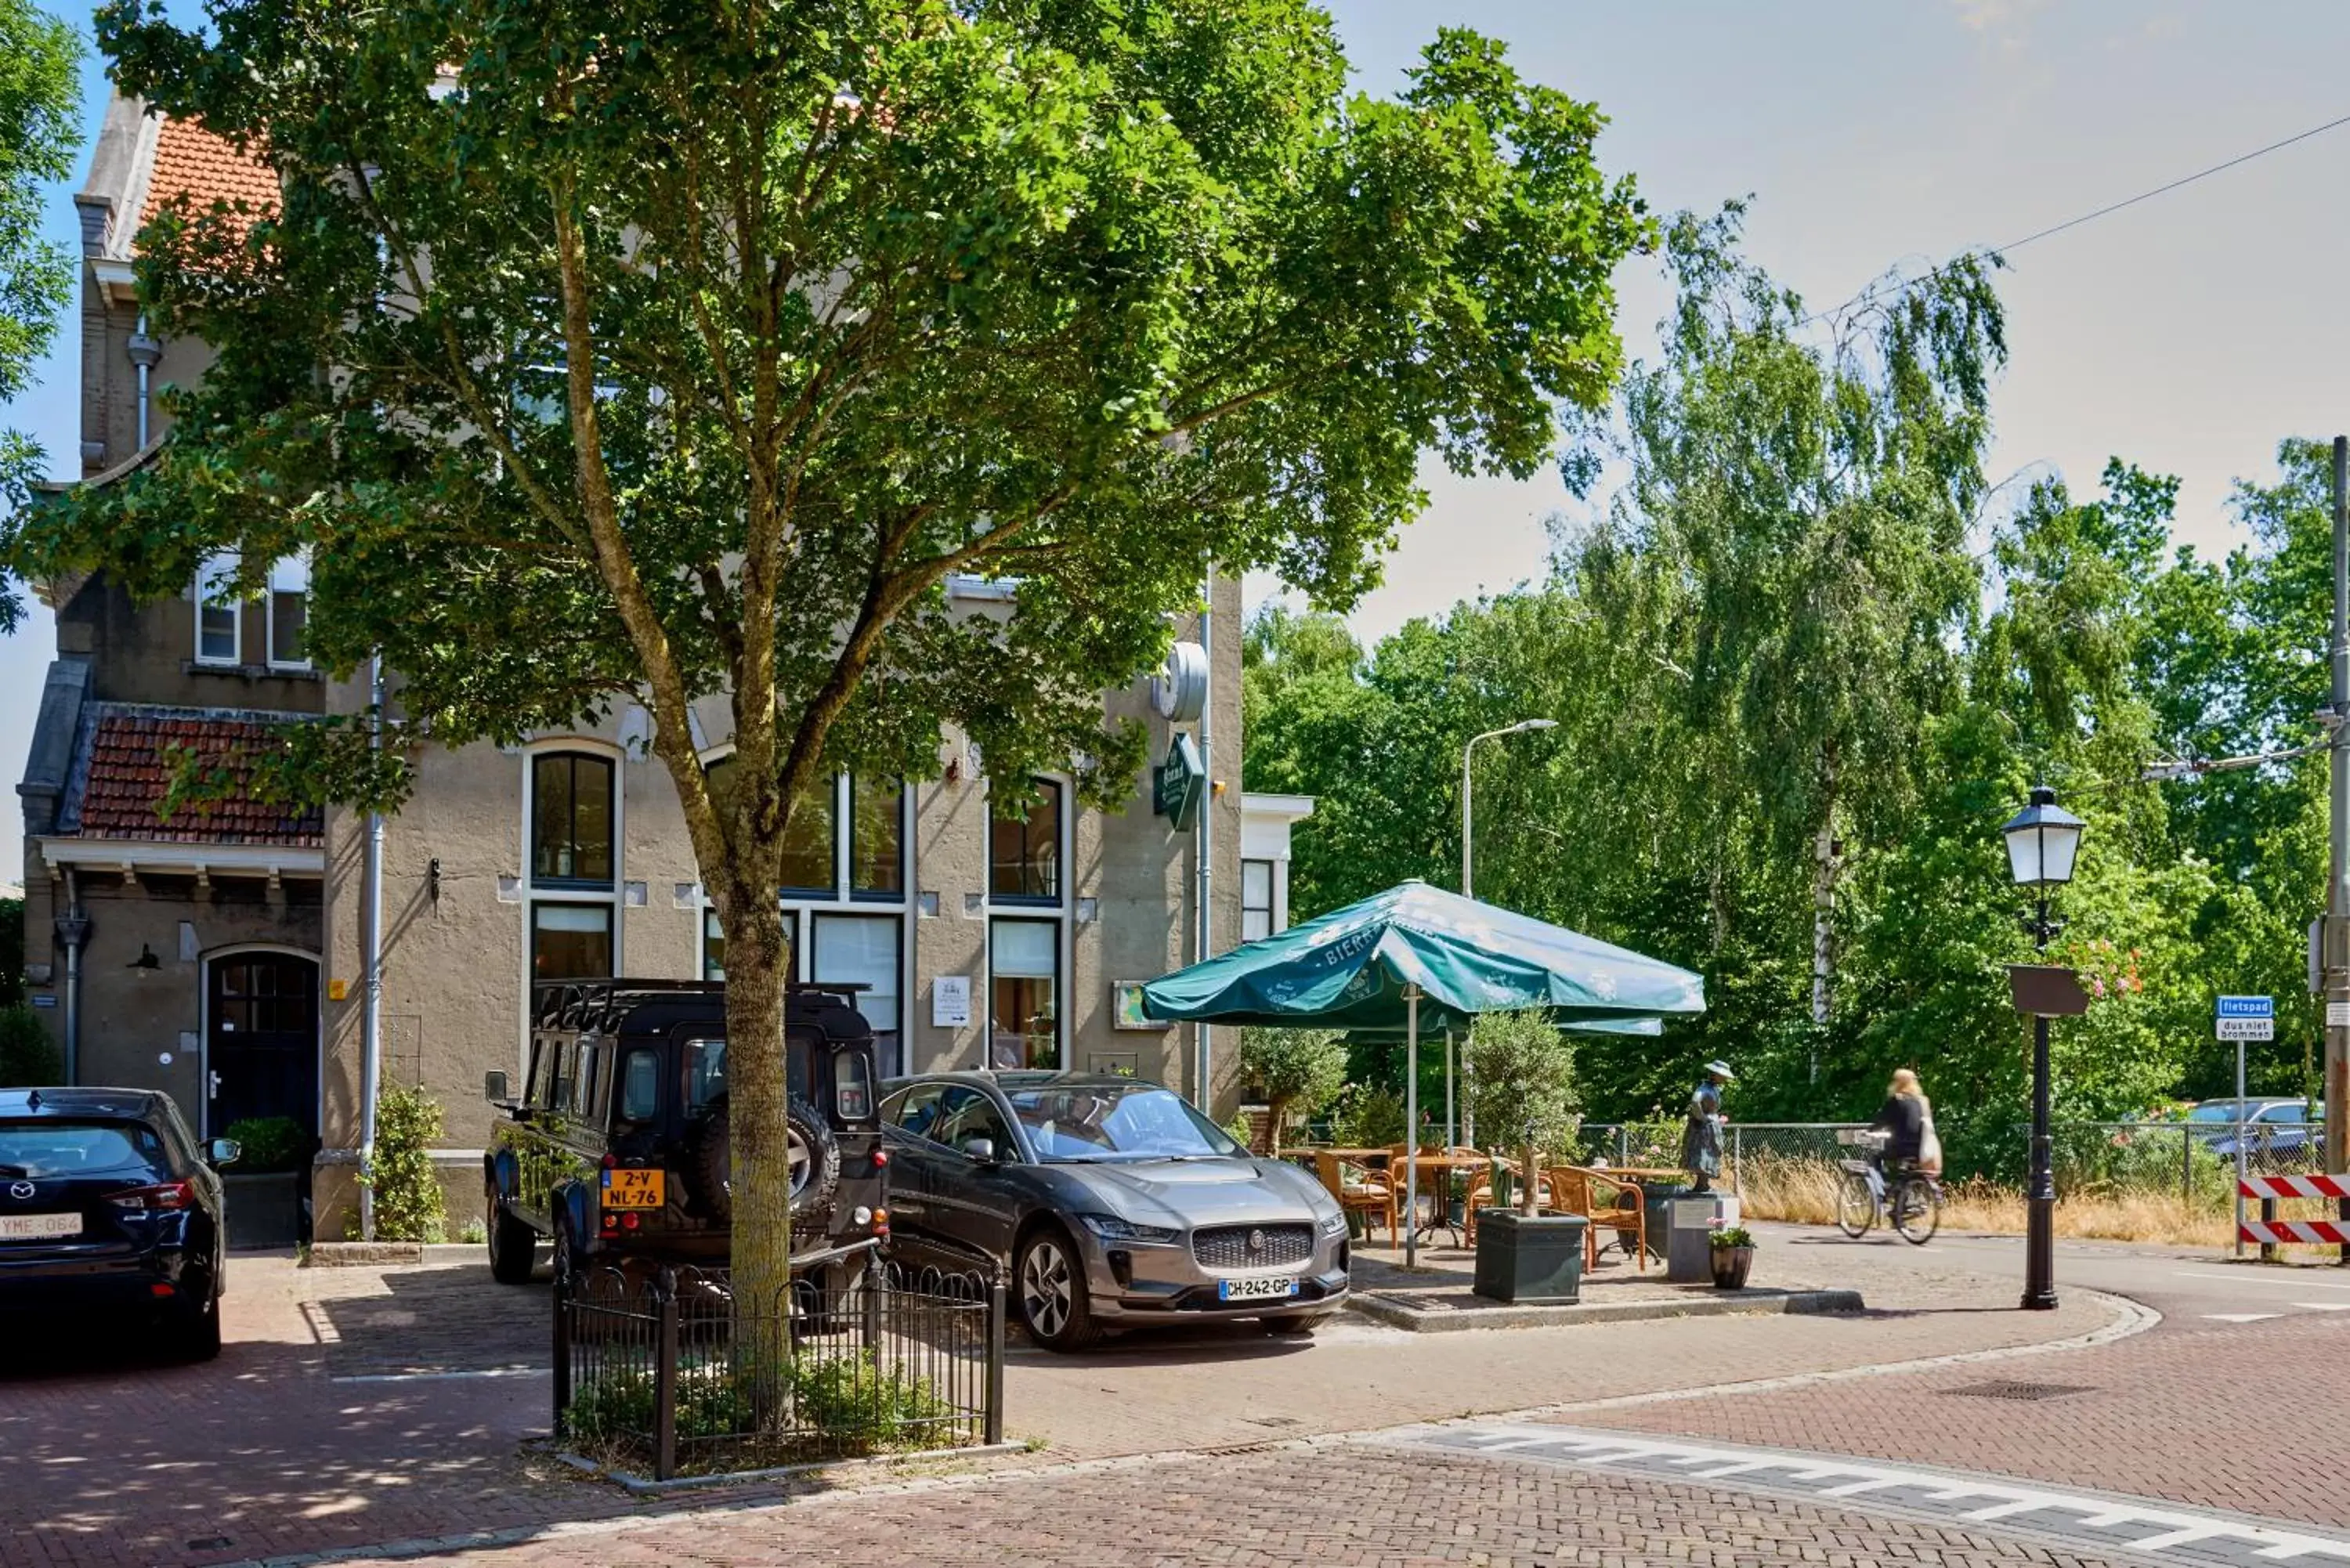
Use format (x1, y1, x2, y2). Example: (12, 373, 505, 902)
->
(1734, 1154, 2240, 1248)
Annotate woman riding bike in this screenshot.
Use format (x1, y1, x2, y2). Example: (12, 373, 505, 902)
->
(1838, 1068, 1943, 1243)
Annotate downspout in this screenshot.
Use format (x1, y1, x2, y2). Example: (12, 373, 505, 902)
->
(358, 656, 386, 1241)
(127, 318, 160, 449)
(1194, 579, 1213, 1108)
(56, 869, 88, 1085)
(978, 757, 992, 1072)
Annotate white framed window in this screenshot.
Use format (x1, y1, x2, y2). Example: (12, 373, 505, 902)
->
(195, 553, 240, 665)
(521, 744, 625, 1053)
(266, 554, 310, 670)
(813, 912, 903, 1078)
(989, 916, 1061, 1071)
(1242, 858, 1274, 943)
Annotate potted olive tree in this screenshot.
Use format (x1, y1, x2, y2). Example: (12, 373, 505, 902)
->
(1237, 1028, 1350, 1154)
(1466, 1010, 1585, 1303)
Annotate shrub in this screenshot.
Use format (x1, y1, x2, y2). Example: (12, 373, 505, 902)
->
(1327, 1082, 1406, 1149)
(219, 1115, 313, 1173)
(366, 1083, 447, 1241)
(1237, 1028, 1348, 1151)
(1465, 1010, 1581, 1216)
(0, 1004, 61, 1088)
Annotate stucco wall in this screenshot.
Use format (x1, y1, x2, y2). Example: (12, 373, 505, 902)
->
(52, 573, 328, 713)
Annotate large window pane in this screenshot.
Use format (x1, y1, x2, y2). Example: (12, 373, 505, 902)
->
(814, 912, 902, 1077)
(1242, 858, 1274, 943)
(851, 776, 905, 898)
(532, 753, 615, 887)
(990, 779, 1061, 903)
(196, 553, 239, 664)
(990, 917, 1059, 1070)
(779, 781, 837, 894)
(703, 907, 794, 982)
(268, 555, 309, 667)
(532, 903, 613, 979)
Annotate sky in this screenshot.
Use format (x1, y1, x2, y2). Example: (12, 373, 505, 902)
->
(9, 1, 2350, 878)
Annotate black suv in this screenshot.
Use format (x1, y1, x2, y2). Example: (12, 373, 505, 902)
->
(483, 980, 886, 1291)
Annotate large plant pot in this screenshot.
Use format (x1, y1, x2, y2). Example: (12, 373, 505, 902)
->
(1710, 1245, 1755, 1290)
(1472, 1210, 1585, 1304)
(223, 1171, 303, 1250)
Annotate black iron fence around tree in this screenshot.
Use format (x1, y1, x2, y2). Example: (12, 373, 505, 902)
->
(553, 1255, 1006, 1481)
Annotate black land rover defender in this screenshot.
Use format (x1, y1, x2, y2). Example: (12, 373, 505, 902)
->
(483, 979, 886, 1289)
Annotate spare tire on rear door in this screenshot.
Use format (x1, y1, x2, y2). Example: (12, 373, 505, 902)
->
(693, 1093, 841, 1232)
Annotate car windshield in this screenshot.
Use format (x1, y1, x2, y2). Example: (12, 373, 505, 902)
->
(0, 1120, 167, 1178)
(2188, 1103, 2247, 1122)
(1005, 1084, 1244, 1162)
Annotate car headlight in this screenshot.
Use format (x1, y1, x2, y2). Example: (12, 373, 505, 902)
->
(1079, 1213, 1182, 1245)
(1318, 1209, 1348, 1237)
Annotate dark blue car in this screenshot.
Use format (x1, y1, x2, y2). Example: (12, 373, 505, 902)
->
(0, 1088, 239, 1360)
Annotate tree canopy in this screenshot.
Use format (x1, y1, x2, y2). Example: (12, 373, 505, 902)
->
(0, 0, 79, 633)
(10, 0, 1649, 1303)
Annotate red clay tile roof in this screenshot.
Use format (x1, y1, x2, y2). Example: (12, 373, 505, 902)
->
(74, 710, 321, 848)
(139, 114, 278, 231)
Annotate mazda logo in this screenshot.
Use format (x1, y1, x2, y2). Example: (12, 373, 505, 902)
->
(1246, 1227, 1265, 1253)
(7, 1181, 31, 1201)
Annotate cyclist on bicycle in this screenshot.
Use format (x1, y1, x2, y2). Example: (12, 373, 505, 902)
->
(1870, 1068, 1936, 1179)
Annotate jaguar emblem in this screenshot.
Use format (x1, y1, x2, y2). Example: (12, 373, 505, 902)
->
(1246, 1227, 1265, 1254)
(7, 1180, 32, 1201)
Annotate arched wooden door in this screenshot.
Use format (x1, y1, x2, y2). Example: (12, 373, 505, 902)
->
(205, 951, 320, 1136)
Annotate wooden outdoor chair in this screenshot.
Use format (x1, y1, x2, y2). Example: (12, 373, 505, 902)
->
(1314, 1151, 1398, 1245)
(1463, 1158, 1554, 1245)
(1548, 1164, 1648, 1272)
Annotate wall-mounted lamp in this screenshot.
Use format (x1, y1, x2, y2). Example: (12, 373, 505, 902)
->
(128, 944, 160, 971)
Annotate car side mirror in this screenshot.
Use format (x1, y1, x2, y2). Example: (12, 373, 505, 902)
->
(209, 1138, 242, 1168)
(962, 1136, 997, 1165)
(483, 1070, 510, 1103)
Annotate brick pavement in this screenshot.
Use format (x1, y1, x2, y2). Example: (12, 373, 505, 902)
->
(316, 1443, 2144, 1568)
(1569, 1307, 2350, 1530)
(0, 1245, 2126, 1568)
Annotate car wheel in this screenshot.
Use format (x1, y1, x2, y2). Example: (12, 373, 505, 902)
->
(176, 1291, 222, 1363)
(1016, 1228, 1101, 1353)
(1260, 1313, 1324, 1338)
(487, 1200, 538, 1284)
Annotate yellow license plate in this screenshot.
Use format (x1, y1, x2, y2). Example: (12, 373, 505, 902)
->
(600, 1168, 665, 1209)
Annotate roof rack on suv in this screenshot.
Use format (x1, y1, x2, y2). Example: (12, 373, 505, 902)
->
(529, 977, 870, 1035)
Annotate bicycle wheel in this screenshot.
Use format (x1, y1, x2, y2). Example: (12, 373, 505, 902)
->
(1892, 1176, 1942, 1245)
(1835, 1171, 1875, 1237)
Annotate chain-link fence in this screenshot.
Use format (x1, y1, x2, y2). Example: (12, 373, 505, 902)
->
(1571, 1120, 2330, 1218)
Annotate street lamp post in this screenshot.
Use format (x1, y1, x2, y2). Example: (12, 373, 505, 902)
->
(2001, 785, 2085, 1313)
(1462, 719, 1557, 901)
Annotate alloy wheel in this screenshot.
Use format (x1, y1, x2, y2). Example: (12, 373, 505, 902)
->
(1021, 1237, 1074, 1339)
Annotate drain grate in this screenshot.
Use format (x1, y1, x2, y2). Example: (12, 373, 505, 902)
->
(1942, 1380, 2096, 1402)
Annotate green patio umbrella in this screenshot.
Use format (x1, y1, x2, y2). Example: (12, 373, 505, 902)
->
(1142, 880, 1705, 1264)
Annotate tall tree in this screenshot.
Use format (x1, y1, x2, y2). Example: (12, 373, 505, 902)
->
(1562, 204, 2003, 1041)
(0, 0, 78, 631)
(12, 2, 1649, 1321)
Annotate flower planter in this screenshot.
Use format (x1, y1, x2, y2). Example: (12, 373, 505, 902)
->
(1709, 1245, 1754, 1290)
(1472, 1209, 1585, 1304)
(223, 1170, 304, 1250)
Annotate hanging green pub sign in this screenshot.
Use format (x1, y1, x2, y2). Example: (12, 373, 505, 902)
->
(1155, 733, 1206, 832)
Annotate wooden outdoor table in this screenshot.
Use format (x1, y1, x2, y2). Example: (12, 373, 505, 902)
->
(1275, 1147, 1390, 1162)
(1401, 1152, 1499, 1243)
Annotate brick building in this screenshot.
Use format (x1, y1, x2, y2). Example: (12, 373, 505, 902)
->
(16, 93, 1314, 1237)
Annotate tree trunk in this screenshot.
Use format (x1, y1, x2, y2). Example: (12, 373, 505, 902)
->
(1808, 744, 1842, 1067)
(718, 887, 793, 1401)
(1520, 1142, 1541, 1216)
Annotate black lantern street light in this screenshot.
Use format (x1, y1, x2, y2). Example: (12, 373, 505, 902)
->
(2001, 785, 2085, 1312)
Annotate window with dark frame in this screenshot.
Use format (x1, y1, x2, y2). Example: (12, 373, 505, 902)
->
(779, 782, 836, 894)
(1242, 858, 1274, 942)
(531, 753, 615, 887)
(531, 903, 613, 979)
(989, 916, 1060, 1070)
(850, 775, 906, 897)
(989, 778, 1062, 903)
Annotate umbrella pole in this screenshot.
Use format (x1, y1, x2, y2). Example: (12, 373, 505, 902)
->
(1405, 987, 1420, 1269)
(1444, 1028, 1455, 1151)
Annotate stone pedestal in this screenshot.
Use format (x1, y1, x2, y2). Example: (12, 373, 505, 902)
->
(1665, 1192, 1740, 1283)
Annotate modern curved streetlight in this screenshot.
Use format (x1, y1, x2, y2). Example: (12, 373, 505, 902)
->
(1463, 720, 1557, 901)
(2002, 784, 2084, 1312)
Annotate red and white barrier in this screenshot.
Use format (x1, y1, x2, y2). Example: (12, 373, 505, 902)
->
(2237, 1172, 2350, 1248)
(2239, 1173, 2350, 1202)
